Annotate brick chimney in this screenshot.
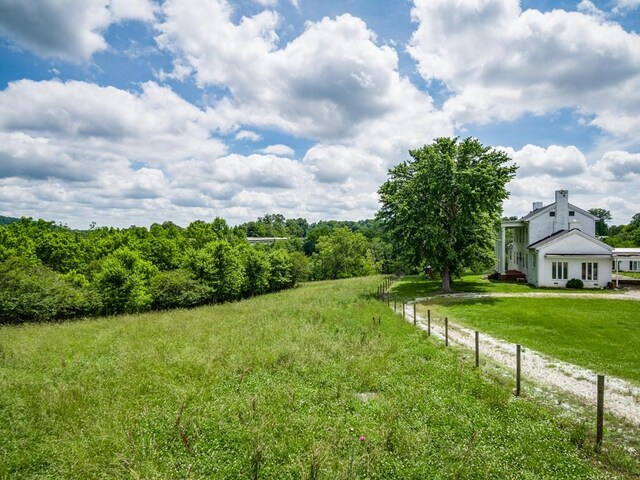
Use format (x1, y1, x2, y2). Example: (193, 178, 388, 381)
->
(553, 190, 569, 233)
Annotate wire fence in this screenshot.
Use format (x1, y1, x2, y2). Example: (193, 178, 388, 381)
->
(376, 280, 640, 451)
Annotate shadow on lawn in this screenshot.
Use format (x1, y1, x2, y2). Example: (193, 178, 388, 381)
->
(390, 275, 537, 301)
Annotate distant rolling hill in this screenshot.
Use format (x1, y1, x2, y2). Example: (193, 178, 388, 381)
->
(0, 216, 20, 226)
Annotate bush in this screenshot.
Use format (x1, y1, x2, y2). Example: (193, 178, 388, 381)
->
(268, 249, 293, 291)
(96, 248, 157, 314)
(185, 241, 245, 302)
(0, 256, 99, 323)
(566, 278, 584, 289)
(150, 269, 210, 310)
(243, 248, 271, 296)
(288, 251, 310, 285)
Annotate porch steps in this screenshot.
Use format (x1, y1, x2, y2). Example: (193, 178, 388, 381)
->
(498, 270, 527, 282)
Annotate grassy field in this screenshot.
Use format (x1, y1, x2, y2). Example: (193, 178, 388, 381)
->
(417, 296, 640, 385)
(0, 276, 637, 478)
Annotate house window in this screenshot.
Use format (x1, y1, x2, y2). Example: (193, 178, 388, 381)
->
(552, 261, 568, 280)
(631, 261, 639, 271)
(569, 211, 575, 216)
(532, 255, 537, 268)
(582, 262, 598, 281)
(549, 211, 555, 217)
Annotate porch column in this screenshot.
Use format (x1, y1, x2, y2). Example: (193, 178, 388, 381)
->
(500, 226, 506, 273)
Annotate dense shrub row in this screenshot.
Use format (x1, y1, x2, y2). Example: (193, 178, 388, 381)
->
(0, 217, 385, 323)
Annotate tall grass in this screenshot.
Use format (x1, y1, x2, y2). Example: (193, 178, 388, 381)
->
(0, 277, 633, 478)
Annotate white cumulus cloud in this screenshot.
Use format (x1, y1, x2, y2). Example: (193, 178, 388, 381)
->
(408, 0, 640, 140)
(0, 0, 155, 61)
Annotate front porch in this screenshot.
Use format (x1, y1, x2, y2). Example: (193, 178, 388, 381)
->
(499, 269, 527, 282)
(495, 220, 526, 274)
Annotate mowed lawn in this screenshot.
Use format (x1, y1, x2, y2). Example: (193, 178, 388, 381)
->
(420, 297, 640, 385)
(390, 274, 618, 301)
(0, 276, 635, 478)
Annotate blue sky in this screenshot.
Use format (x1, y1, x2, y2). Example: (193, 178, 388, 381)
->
(0, 0, 639, 228)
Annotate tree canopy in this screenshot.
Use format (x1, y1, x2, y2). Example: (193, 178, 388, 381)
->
(605, 212, 640, 247)
(0, 214, 385, 323)
(378, 137, 517, 292)
(588, 208, 612, 236)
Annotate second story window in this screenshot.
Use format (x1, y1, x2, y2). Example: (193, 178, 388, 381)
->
(569, 211, 575, 216)
(549, 211, 556, 217)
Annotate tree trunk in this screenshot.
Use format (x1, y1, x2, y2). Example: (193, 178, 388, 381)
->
(441, 266, 452, 293)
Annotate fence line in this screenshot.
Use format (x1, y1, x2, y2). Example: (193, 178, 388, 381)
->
(375, 284, 640, 448)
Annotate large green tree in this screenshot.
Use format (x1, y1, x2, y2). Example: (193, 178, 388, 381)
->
(378, 137, 517, 292)
(588, 208, 612, 236)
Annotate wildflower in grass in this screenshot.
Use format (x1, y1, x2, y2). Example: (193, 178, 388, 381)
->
(359, 435, 366, 442)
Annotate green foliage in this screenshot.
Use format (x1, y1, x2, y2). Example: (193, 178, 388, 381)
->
(186, 241, 245, 302)
(588, 208, 612, 236)
(566, 278, 584, 289)
(378, 137, 517, 292)
(287, 250, 310, 284)
(34, 230, 84, 273)
(267, 248, 293, 290)
(605, 212, 640, 247)
(243, 248, 271, 295)
(150, 269, 210, 310)
(0, 215, 19, 226)
(311, 228, 378, 280)
(96, 248, 157, 314)
(147, 234, 181, 270)
(0, 214, 392, 322)
(0, 256, 98, 323)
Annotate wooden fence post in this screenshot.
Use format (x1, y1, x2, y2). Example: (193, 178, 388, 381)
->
(516, 344, 521, 396)
(402, 301, 406, 320)
(596, 375, 605, 451)
(475, 331, 479, 368)
(427, 310, 431, 336)
(445, 317, 448, 347)
(413, 303, 416, 326)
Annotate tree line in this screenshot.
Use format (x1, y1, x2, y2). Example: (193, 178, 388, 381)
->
(0, 216, 396, 323)
(589, 210, 640, 247)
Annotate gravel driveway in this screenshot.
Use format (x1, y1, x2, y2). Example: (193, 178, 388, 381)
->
(398, 292, 640, 426)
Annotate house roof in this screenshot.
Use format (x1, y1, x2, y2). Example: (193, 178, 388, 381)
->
(527, 229, 567, 249)
(528, 228, 613, 252)
(613, 248, 640, 258)
(519, 202, 598, 222)
(520, 203, 554, 221)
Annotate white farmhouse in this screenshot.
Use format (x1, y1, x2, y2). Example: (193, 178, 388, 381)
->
(495, 190, 613, 288)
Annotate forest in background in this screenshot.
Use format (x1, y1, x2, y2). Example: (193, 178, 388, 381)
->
(0, 214, 400, 323)
(1, 208, 638, 324)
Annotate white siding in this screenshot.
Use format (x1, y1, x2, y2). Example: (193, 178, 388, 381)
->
(540, 234, 611, 255)
(528, 214, 555, 245)
(617, 260, 640, 272)
(527, 206, 596, 246)
(536, 233, 612, 288)
(570, 209, 596, 237)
